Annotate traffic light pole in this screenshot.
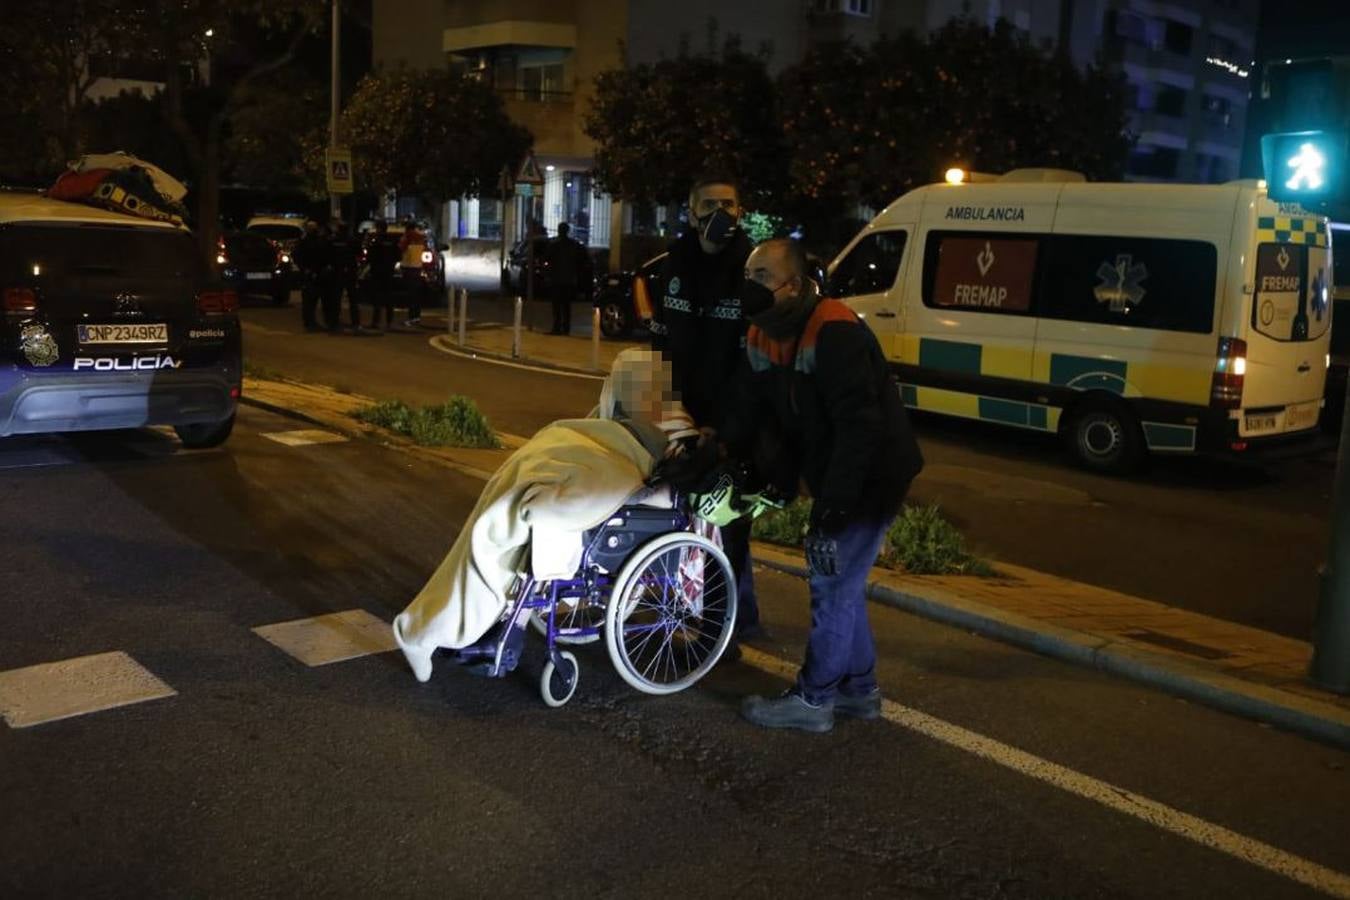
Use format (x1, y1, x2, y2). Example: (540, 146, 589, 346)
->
(1313, 382, 1350, 693)
(328, 0, 341, 221)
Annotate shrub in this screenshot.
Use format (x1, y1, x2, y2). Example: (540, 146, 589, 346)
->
(879, 504, 995, 576)
(353, 397, 501, 449)
(751, 499, 993, 576)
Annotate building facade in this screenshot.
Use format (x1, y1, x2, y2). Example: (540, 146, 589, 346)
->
(371, 0, 1260, 256)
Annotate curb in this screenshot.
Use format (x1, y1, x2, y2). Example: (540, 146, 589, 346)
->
(752, 548, 1350, 750)
(239, 374, 1350, 750)
(428, 333, 610, 378)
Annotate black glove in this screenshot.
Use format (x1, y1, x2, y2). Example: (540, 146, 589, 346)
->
(809, 503, 850, 535)
(804, 532, 838, 577)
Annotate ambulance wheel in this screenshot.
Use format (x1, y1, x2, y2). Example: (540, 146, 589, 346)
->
(540, 651, 579, 708)
(1066, 402, 1143, 475)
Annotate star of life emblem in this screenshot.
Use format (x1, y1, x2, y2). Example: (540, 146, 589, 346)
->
(667, 276, 681, 297)
(1094, 254, 1148, 313)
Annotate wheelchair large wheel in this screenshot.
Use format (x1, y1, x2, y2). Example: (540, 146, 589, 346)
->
(604, 531, 737, 696)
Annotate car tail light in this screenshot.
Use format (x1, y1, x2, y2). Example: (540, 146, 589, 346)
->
(196, 289, 239, 315)
(3, 287, 37, 313)
(1211, 336, 1247, 408)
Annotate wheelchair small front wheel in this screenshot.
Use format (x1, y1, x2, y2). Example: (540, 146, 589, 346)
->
(540, 651, 579, 708)
(605, 531, 737, 696)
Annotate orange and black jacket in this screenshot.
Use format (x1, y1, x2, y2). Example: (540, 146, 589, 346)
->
(724, 297, 923, 518)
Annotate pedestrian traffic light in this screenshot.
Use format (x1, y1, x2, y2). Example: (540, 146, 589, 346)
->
(1261, 130, 1346, 206)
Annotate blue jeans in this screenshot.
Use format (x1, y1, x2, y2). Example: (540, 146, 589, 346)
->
(721, 516, 758, 635)
(796, 513, 893, 705)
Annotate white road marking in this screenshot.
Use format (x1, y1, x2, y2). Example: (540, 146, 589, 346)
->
(739, 646, 1350, 898)
(0, 651, 176, 728)
(428, 335, 605, 381)
(260, 429, 349, 447)
(253, 609, 397, 666)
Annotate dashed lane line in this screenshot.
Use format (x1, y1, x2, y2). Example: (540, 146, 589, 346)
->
(740, 646, 1350, 899)
(252, 609, 397, 666)
(0, 652, 176, 728)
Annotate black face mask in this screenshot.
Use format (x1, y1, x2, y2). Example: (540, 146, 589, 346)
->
(739, 280, 777, 317)
(698, 207, 739, 246)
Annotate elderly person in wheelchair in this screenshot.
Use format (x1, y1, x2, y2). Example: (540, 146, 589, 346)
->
(391, 348, 774, 706)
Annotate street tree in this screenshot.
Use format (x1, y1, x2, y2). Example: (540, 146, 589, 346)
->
(584, 38, 787, 214)
(340, 67, 532, 216)
(128, 0, 329, 258)
(0, 1, 145, 180)
(779, 18, 1130, 243)
(225, 68, 329, 196)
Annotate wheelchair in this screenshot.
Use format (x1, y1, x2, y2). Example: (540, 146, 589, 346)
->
(473, 484, 740, 708)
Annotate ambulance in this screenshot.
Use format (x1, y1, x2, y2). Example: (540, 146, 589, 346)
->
(827, 169, 1332, 472)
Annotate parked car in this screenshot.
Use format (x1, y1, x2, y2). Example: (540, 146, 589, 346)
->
(593, 252, 665, 339)
(0, 189, 240, 448)
(505, 237, 553, 295)
(357, 219, 446, 296)
(214, 230, 289, 305)
(245, 213, 306, 253)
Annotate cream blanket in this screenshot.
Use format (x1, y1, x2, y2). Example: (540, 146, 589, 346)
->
(395, 417, 657, 652)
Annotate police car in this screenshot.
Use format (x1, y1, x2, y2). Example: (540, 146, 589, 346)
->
(0, 189, 241, 447)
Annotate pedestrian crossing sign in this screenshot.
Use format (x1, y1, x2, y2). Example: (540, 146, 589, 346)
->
(516, 153, 544, 187)
(326, 147, 353, 194)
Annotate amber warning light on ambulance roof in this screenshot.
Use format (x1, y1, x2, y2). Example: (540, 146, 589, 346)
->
(945, 168, 966, 184)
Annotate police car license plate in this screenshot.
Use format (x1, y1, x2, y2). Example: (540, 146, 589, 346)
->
(79, 323, 168, 345)
(245, 272, 272, 280)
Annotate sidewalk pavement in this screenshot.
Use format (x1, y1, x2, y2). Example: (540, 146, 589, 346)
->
(238, 374, 1350, 750)
(424, 307, 641, 375)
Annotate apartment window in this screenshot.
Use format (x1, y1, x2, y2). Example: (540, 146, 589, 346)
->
(1154, 85, 1188, 117)
(1207, 34, 1239, 59)
(1201, 94, 1233, 125)
(814, 0, 872, 15)
(520, 63, 565, 101)
(1163, 21, 1194, 56)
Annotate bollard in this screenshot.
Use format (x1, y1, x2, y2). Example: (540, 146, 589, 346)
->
(445, 283, 455, 334)
(512, 295, 523, 358)
(457, 287, 467, 347)
(591, 306, 601, 371)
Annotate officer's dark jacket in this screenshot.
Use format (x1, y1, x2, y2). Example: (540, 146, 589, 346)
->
(293, 233, 332, 278)
(649, 229, 753, 428)
(723, 297, 923, 518)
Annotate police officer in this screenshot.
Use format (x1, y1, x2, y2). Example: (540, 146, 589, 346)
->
(326, 219, 362, 331)
(365, 219, 400, 331)
(547, 222, 587, 335)
(293, 220, 333, 332)
(650, 173, 762, 642)
(726, 239, 924, 733)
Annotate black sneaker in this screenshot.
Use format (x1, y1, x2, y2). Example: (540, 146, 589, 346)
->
(835, 689, 882, 721)
(740, 691, 834, 733)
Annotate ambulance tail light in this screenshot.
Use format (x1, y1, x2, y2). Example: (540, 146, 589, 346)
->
(1211, 336, 1247, 408)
